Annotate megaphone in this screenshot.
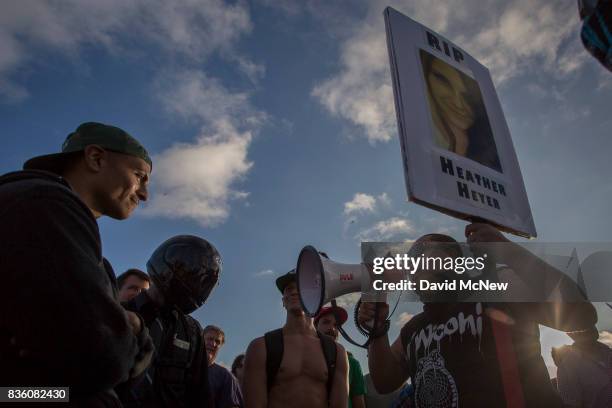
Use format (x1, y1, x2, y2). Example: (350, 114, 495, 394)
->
(296, 245, 369, 317)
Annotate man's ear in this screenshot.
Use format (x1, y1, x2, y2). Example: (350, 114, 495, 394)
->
(82, 145, 108, 172)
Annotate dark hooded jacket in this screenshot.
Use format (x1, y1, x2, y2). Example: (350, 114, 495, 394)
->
(0, 170, 149, 406)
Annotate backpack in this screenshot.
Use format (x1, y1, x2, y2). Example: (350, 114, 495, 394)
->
(122, 309, 208, 407)
(153, 311, 207, 406)
(264, 328, 337, 396)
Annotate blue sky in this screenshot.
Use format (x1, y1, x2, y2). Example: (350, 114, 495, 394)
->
(2, 0, 612, 378)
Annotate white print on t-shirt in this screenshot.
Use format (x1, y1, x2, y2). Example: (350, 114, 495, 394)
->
(414, 350, 458, 408)
(407, 303, 483, 361)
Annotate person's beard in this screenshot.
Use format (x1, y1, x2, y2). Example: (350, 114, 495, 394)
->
(324, 329, 338, 341)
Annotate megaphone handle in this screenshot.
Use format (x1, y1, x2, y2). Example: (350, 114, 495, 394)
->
(332, 294, 392, 349)
(366, 292, 388, 330)
(330, 298, 373, 349)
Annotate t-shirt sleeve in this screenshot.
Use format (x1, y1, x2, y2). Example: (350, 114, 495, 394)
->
(349, 356, 366, 397)
(213, 367, 244, 408)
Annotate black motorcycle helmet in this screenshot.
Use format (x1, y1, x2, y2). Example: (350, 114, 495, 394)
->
(147, 235, 221, 314)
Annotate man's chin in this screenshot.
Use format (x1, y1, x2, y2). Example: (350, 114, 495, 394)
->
(325, 332, 338, 341)
(105, 208, 132, 220)
(289, 306, 305, 315)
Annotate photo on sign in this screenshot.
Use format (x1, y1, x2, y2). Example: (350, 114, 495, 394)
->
(420, 49, 502, 173)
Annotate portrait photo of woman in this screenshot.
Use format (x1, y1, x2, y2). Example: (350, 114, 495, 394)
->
(420, 49, 502, 173)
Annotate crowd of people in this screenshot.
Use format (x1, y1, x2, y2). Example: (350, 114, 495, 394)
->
(1, 116, 612, 408)
(2, 2, 611, 407)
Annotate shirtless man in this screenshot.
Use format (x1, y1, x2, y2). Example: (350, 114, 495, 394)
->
(243, 270, 349, 408)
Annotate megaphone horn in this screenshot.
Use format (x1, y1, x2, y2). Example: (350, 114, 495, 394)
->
(296, 245, 367, 317)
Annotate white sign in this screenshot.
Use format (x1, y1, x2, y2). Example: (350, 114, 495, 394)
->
(384, 7, 536, 238)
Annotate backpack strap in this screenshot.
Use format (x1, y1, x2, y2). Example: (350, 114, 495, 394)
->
(264, 329, 284, 393)
(318, 332, 337, 398)
(183, 315, 203, 385)
(264, 328, 337, 398)
(183, 315, 210, 407)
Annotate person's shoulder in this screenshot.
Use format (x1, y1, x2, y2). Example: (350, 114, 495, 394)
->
(247, 335, 266, 350)
(397, 310, 427, 346)
(400, 310, 425, 330)
(183, 313, 203, 329)
(0, 171, 98, 238)
(0, 170, 86, 210)
(0, 170, 70, 195)
(249, 328, 284, 351)
(211, 363, 233, 376)
(245, 335, 267, 362)
(334, 341, 346, 355)
(556, 345, 589, 369)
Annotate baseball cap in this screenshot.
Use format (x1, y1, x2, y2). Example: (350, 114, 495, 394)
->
(23, 122, 152, 174)
(276, 270, 296, 293)
(314, 305, 348, 326)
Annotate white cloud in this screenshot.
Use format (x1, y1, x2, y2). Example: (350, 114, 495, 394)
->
(155, 70, 266, 127)
(597, 69, 612, 91)
(146, 0, 251, 59)
(143, 123, 253, 226)
(254, 269, 275, 278)
(141, 69, 266, 226)
(462, 0, 582, 84)
(343, 192, 391, 216)
(231, 55, 267, 84)
(395, 312, 413, 326)
(311, 21, 396, 144)
(344, 193, 377, 215)
(377, 192, 391, 207)
(342, 193, 394, 236)
(312, 0, 588, 143)
(0, 0, 255, 101)
(356, 217, 416, 241)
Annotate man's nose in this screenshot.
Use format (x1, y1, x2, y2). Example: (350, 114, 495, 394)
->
(137, 184, 148, 202)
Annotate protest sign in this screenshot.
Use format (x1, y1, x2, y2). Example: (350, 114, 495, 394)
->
(385, 6, 536, 237)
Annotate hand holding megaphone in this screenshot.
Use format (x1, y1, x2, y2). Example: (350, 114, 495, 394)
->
(296, 245, 392, 346)
(357, 300, 389, 331)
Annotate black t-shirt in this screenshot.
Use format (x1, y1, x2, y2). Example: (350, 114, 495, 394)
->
(400, 302, 561, 408)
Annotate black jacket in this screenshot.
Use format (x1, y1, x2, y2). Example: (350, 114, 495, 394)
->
(0, 170, 145, 404)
